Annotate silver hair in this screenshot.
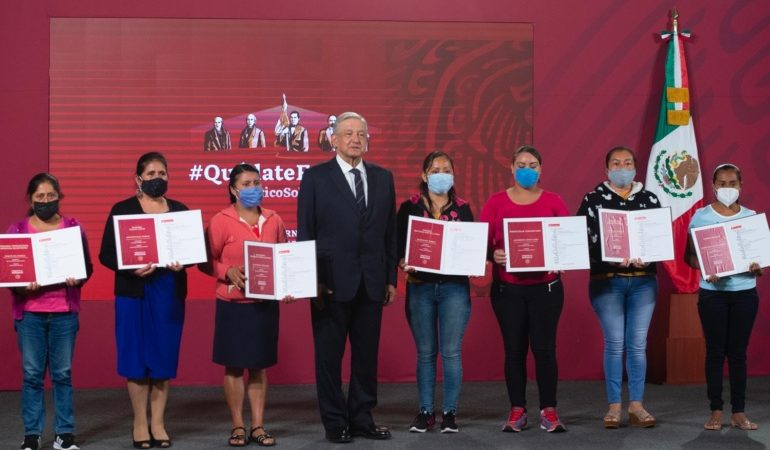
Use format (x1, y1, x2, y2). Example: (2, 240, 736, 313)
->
(333, 112, 368, 135)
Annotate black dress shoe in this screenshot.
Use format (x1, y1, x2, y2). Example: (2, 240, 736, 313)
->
(325, 427, 352, 443)
(351, 424, 391, 440)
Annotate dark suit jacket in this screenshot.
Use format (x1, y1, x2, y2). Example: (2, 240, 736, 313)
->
(297, 158, 397, 303)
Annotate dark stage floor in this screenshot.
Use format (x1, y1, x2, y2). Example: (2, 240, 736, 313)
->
(1, 379, 768, 449)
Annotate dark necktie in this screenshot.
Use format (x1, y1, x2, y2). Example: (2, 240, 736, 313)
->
(350, 168, 366, 214)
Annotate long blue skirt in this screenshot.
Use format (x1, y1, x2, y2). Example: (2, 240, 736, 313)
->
(115, 272, 185, 379)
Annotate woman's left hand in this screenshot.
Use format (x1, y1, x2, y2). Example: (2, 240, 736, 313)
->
(493, 249, 507, 266)
(629, 258, 649, 269)
(166, 261, 184, 272)
(64, 277, 81, 287)
(749, 262, 763, 277)
(280, 295, 297, 304)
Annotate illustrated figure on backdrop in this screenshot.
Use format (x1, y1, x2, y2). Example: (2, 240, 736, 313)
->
(274, 95, 308, 152)
(297, 111, 397, 443)
(577, 146, 660, 430)
(204, 116, 232, 151)
(480, 146, 568, 433)
(8, 173, 93, 450)
(685, 163, 763, 432)
(239, 114, 266, 149)
(99, 152, 188, 449)
(317, 115, 337, 152)
(397, 151, 473, 434)
(200, 163, 294, 447)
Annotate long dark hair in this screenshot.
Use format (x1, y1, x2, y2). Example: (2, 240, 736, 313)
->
(228, 163, 260, 203)
(26, 172, 64, 216)
(419, 151, 457, 213)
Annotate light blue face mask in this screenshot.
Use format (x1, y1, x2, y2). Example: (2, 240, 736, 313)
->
(608, 168, 636, 188)
(514, 167, 540, 188)
(427, 173, 454, 194)
(238, 185, 264, 208)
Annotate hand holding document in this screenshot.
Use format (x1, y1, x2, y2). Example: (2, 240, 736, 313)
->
(503, 216, 590, 272)
(114, 210, 207, 269)
(405, 216, 488, 276)
(690, 213, 770, 279)
(244, 240, 317, 300)
(598, 208, 674, 263)
(0, 226, 87, 287)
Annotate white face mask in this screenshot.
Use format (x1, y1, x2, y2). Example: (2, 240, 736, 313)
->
(716, 187, 739, 207)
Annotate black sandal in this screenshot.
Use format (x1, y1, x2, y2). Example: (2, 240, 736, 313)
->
(150, 429, 172, 448)
(250, 426, 276, 447)
(133, 428, 152, 449)
(153, 437, 172, 448)
(229, 427, 248, 447)
(132, 439, 152, 449)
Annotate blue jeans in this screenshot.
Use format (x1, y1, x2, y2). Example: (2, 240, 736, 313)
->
(15, 312, 79, 436)
(589, 275, 656, 404)
(406, 280, 470, 414)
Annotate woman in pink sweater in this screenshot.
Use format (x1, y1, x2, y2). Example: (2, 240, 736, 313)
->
(200, 163, 293, 447)
(480, 146, 569, 434)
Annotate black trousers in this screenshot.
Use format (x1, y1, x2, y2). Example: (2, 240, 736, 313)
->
(698, 288, 759, 413)
(490, 279, 564, 410)
(311, 281, 384, 432)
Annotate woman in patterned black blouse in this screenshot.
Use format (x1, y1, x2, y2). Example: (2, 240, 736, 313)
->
(397, 151, 474, 434)
(577, 146, 661, 429)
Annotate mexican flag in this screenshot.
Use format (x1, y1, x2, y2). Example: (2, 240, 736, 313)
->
(644, 20, 704, 294)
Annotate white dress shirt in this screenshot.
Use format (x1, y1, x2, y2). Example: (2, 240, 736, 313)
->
(336, 154, 368, 206)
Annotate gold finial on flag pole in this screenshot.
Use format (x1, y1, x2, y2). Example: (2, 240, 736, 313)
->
(671, 8, 679, 34)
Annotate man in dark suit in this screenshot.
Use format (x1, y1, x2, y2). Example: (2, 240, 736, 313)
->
(297, 111, 397, 443)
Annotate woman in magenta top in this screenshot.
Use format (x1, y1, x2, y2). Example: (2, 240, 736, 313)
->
(7, 173, 92, 450)
(200, 163, 293, 447)
(480, 146, 569, 434)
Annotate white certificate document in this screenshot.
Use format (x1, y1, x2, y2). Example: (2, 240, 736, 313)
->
(113, 209, 207, 269)
(244, 240, 317, 300)
(405, 216, 487, 276)
(690, 213, 770, 279)
(33, 226, 88, 286)
(0, 226, 87, 287)
(598, 208, 674, 263)
(503, 216, 590, 272)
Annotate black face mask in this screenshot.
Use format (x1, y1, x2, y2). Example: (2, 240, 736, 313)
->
(33, 200, 60, 221)
(140, 178, 168, 198)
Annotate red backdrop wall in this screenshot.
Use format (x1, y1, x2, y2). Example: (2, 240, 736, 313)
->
(1, 0, 769, 390)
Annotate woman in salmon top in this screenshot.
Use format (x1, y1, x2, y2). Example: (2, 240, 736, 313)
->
(201, 163, 294, 447)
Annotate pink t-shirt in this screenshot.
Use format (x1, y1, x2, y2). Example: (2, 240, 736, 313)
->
(21, 219, 70, 313)
(480, 189, 569, 285)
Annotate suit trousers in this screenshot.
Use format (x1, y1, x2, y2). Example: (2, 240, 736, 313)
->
(311, 280, 384, 432)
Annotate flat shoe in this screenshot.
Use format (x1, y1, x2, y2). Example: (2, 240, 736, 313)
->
(704, 412, 722, 431)
(250, 426, 276, 447)
(730, 418, 758, 430)
(228, 427, 248, 447)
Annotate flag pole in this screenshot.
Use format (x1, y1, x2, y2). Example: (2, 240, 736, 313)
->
(670, 8, 678, 34)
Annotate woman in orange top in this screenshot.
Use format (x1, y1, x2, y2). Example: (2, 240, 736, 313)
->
(200, 163, 294, 447)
